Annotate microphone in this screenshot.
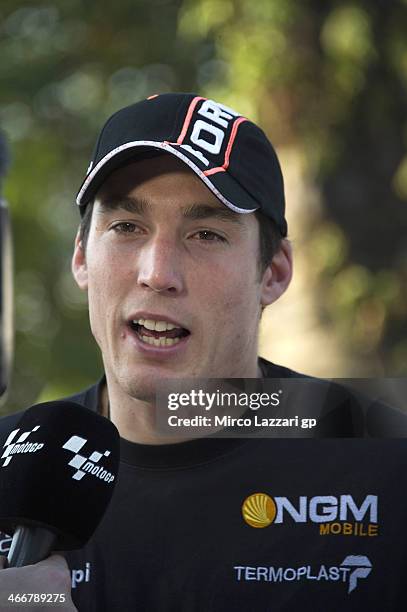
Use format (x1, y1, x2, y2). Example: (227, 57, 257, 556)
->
(0, 132, 13, 402)
(0, 400, 120, 567)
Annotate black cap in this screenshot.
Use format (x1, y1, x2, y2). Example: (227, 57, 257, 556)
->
(76, 93, 287, 236)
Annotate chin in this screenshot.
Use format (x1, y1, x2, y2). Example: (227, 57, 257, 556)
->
(121, 379, 157, 403)
(116, 368, 166, 403)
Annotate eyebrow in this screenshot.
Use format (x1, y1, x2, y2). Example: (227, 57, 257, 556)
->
(182, 203, 244, 225)
(97, 196, 245, 225)
(98, 196, 147, 215)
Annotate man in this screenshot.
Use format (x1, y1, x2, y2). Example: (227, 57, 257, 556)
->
(0, 93, 406, 611)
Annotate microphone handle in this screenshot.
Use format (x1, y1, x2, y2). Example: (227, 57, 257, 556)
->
(7, 526, 58, 567)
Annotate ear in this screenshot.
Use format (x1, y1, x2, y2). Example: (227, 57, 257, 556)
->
(71, 230, 88, 290)
(260, 239, 293, 307)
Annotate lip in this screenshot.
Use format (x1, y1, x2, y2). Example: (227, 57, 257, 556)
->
(125, 324, 191, 358)
(124, 311, 191, 358)
(128, 312, 189, 331)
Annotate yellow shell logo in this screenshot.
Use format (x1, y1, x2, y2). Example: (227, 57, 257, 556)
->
(242, 493, 276, 528)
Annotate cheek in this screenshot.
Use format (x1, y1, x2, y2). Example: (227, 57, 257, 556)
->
(201, 266, 261, 328)
(86, 263, 120, 346)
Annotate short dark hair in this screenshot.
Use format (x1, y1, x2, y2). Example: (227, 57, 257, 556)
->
(78, 201, 93, 251)
(78, 202, 283, 276)
(254, 210, 283, 275)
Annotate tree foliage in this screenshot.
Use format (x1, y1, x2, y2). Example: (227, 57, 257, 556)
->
(0, 0, 406, 413)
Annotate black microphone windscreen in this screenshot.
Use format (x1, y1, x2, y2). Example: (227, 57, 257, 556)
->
(0, 401, 120, 549)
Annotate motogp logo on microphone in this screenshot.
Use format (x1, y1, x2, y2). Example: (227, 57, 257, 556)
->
(1, 426, 45, 466)
(62, 435, 115, 483)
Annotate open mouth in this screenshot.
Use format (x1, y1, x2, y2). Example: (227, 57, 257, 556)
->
(129, 317, 190, 347)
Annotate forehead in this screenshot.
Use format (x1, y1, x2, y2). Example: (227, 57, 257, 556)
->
(94, 154, 242, 218)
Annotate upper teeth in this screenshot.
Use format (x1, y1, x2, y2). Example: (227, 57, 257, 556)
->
(134, 318, 178, 332)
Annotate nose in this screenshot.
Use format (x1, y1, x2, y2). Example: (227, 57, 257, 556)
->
(136, 234, 184, 295)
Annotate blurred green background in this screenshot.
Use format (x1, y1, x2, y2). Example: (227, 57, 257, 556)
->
(0, 0, 406, 414)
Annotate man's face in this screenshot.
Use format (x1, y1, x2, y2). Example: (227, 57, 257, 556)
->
(72, 155, 288, 401)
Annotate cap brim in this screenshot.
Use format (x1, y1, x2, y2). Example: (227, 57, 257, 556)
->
(76, 141, 259, 216)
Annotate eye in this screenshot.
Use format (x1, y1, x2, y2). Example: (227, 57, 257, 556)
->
(192, 230, 227, 243)
(111, 222, 139, 234)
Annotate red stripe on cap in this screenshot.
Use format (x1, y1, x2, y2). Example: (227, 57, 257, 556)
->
(204, 167, 226, 175)
(147, 94, 159, 100)
(203, 117, 247, 176)
(177, 96, 206, 144)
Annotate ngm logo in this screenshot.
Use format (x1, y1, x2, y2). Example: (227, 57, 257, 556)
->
(242, 493, 378, 537)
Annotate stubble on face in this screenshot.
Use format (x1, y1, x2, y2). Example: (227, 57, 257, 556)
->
(80, 155, 266, 405)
